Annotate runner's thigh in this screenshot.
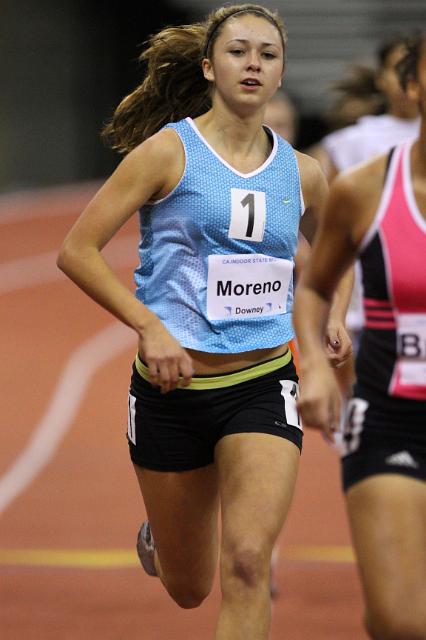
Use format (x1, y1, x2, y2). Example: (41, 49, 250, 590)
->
(134, 463, 219, 583)
(346, 474, 426, 616)
(216, 433, 300, 550)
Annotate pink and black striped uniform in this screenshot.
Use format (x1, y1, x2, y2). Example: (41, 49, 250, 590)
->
(357, 140, 426, 401)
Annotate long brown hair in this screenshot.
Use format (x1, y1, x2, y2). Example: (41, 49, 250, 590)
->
(102, 4, 286, 154)
(323, 65, 386, 131)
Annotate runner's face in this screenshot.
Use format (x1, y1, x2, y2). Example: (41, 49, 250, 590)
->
(407, 43, 426, 117)
(378, 45, 418, 114)
(203, 14, 284, 112)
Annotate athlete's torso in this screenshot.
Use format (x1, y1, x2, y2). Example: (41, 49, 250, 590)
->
(357, 141, 426, 402)
(324, 115, 420, 334)
(134, 117, 303, 355)
(323, 114, 420, 172)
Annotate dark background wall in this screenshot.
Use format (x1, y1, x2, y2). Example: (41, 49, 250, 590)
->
(0, 0, 189, 193)
(2, 1, 424, 194)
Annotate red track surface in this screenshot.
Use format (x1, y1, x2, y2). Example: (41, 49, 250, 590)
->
(0, 184, 368, 639)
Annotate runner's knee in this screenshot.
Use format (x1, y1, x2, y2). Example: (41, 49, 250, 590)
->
(222, 544, 269, 589)
(165, 579, 212, 609)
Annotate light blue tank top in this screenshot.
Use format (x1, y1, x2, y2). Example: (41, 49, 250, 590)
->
(134, 117, 303, 353)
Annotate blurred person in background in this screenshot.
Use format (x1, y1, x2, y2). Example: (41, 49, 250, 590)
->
(264, 89, 310, 310)
(263, 88, 299, 146)
(310, 34, 421, 376)
(264, 89, 310, 308)
(294, 33, 426, 640)
(263, 88, 307, 599)
(264, 86, 354, 395)
(57, 4, 352, 639)
(307, 63, 386, 179)
(314, 33, 420, 182)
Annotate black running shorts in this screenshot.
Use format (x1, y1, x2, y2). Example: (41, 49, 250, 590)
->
(127, 352, 302, 471)
(340, 383, 426, 491)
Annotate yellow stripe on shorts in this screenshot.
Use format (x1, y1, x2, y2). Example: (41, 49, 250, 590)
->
(135, 349, 292, 391)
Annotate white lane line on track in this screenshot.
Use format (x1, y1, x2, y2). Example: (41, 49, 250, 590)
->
(0, 322, 135, 516)
(0, 234, 139, 294)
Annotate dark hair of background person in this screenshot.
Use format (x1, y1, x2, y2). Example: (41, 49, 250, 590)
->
(102, 3, 287, 154)
(321, 32, 420, 134)
(396, 31, 426, 89)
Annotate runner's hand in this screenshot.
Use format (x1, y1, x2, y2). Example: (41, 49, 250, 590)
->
(325, 322, 353, 368)
(297, 361, 341, 442)
(138, 316, 194, 393)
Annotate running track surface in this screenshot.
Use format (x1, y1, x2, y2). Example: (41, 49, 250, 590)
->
(0, 183, 368, 639)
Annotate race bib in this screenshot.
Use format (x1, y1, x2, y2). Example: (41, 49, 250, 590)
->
(397, 313, 426, 386)
(229, 188, 266, 242)
(206, 253, 293, 320)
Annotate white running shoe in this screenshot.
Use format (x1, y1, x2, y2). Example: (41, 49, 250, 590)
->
(270, 545, 280, 599)
(136, 521, 157, 577)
